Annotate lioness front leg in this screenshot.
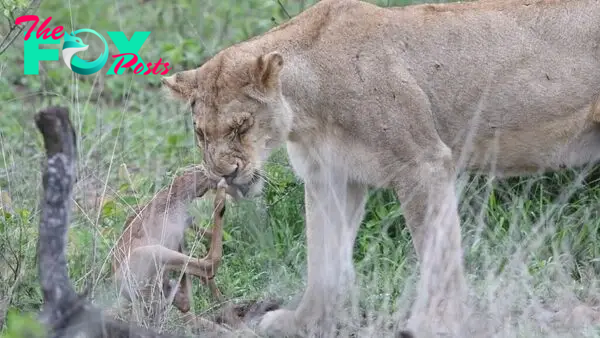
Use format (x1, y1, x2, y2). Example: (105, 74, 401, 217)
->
(258, 173, 367, 337)
(395, 145, 467, 336)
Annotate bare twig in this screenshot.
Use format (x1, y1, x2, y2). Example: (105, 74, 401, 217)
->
(276, 0, 291, 19)
(0, 0, 41, 56)
(0, 260, 25, 330)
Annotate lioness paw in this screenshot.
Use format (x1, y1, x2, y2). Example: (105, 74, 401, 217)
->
(257, 309, 302, 338)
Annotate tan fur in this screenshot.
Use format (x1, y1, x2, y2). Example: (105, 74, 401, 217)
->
(162, 0, 600, 336)
(111, 167, 236, 323)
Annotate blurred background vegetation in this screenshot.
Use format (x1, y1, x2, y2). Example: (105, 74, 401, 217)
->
(2, 0, 600, 336)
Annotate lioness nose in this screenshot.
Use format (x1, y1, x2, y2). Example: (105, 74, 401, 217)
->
(222, 165, 239, 184)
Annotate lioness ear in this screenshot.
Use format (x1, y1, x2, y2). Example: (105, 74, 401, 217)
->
(253, 51, 284, 93)
(161, 69, 198, 100)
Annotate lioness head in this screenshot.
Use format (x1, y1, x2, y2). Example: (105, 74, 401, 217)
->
(162, 50, 293, 198)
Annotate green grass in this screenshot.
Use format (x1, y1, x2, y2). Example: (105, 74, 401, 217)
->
(2, 0, 600, 337)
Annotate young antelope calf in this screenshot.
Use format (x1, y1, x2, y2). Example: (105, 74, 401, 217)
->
(111, 167, 236, 323)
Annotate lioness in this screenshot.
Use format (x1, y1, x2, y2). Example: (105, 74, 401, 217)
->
(161, 0, 600, 336)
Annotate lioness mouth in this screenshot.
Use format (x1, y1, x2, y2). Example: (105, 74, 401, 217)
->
(248, 171, 261, 185)
(236, 172, 261, 197)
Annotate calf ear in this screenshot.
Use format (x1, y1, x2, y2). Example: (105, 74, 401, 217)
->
(253, 51, 284, 94)
(161, 69, 199, 100)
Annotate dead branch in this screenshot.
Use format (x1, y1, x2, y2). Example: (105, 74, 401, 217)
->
(0, 0, 41, 56)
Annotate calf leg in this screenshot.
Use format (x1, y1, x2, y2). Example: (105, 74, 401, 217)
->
(164, 244, 194, 313)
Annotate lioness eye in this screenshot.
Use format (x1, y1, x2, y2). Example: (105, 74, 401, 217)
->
(228, 131, 236, 141)
(238, 116, 253, 134)
(195, 128, 204, 140)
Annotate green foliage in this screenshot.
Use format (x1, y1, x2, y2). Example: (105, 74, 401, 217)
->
(0, 309, 45, 338)
(1, 0, 29, 20)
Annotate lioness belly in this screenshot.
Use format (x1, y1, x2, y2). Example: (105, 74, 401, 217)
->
(457, 109, 600, 177)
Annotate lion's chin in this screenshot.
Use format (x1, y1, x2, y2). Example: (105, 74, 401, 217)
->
(236, 178, 264, 199)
